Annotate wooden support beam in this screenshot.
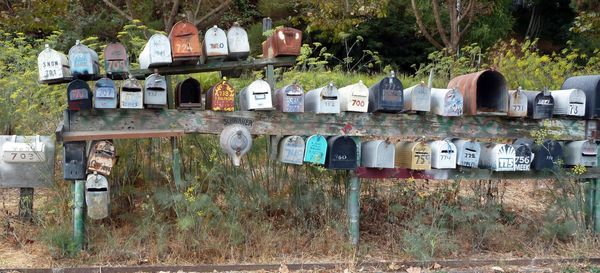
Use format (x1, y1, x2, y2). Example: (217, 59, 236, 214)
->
(356, 167, 600, 180)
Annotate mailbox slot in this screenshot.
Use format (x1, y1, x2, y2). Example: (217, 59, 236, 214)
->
(278, 136, 305, 165)
(169, 21, 202, 64)
(144, 73, 168, 108)
(86, 173, 110, 220)
(523, 90, 554, 119)
(564, 140, 597, 167)
(368, 71, 404, 113)
(512, 143, 533, 171)
(452, 139, 480, 168)
(227, 22, 250, 60)
(431, 88, 463, 116)
(262, 27, 302, 58)
(338, 81, 369, 112)
(120, 75, 144, 109)
(204, 25, 229, 62)
(94, 78, 118, 109)
(304, 134, 328, 165)
(361, 140, 395, 169)
(325, 136, 359, 170)
(64, 141, 87, 180)
(403, 83, 431, 112)
(68, 40, 100, 80)
(561, 75, 600, 119)
(395, 141, 431, 170)
(104, 42, 129, 80)
(305, 82, 340, 114)
(429, 140, 457, 169)
(479, 143, 516, 171)
(38, 44, 71, 83)
(88, 140, 116, 176)
(551, 89, 586, 117)
(275, 83, 304, 113)
(239, 79, 272, 111)
(67, 79, 93, 111)
(175, 77, 202, 109)
(447, 70, 508, 115)
(139, 34, 172, 69)
(206, 78, 235, 111)
(508, 88, 528, 117)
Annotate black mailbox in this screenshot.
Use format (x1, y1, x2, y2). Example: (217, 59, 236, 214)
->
(514, 138, 563, 170)
(561, 75, 600, 119)
(175, 77, 202, 109)
(64, 141, 87, 180)
(524, 90, 554, 119)
(325, 136, 359, 170)
(512, 142, 533, 171)
(368, 71, 403, 113)
(67, 79, 93, 111)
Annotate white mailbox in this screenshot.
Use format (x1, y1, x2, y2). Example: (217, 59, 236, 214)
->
(68, 40, 99, 79)
(86, 173, 110, 220)
(551, 89, 586, 117)
(278, 136, 305, 165)
(338, 81, 369, 113)
(451, 138, 480, 168)
(431, 88, 463, 116)
(361, 140, 395, 169)
(227, 22, 250, 60)
(564, 140, 597, 167)
(120, 75, 143, 109)
(479, 143, 516, 171)
(144, 73, 168, 108)
(403, 82, 431, 112)
(204, 25, 229, 61)
(239, 79, 273, 111)
(38, 44, 71, 83)
(508, 88, 528, 117)
(429, 140, 457, 169)
(2, 135, 45, 163)
(513, 142, 533, 171)
(305, 82, 340, 114)
(94, 78, 118, 109)
(139, 34, 172, 69)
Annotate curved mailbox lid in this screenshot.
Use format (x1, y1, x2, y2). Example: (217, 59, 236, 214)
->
(368, 71, 403, 113)
(551, 89, 586, 117)
(104, 42, 129, 78)
(67, 79, 93, 111)
(69, 40, 99, 78)
(278, 136, 305, 165)
(87, 140, 116, 176)
(304, 134, 327, 164)
(403, 82, 431, 112)
(338, 80, 369, 112)
(431, 88, 463, 116)
(508, 88, 528, 117)
(429, 140, 457, 169)
(120, 75, 143, 109)
(169, 21, 202, 60)
(564, 140, 598, 167)
(139, 33, 172, 69)
(447, 69, 508, 115)
(86, 173, 110, 220)
(204, 25, 229, 58)
(94, 78, 118, 109)
(175, 77, 202, 108)
(523, 90, 554, 119)
(305, 82, 340, 114)
(452, 138, 480, 168)
(361, 140, 395, 169)
(512, 142, 533, 171)
(206, 78, 235, 111)
(561, 75, 600, 119)
(239, 79, 272, 111)
(227, 22, 250, 59)
(144, 73, 168, 107)
(478, 143, 516, 171)
(325, 136, 359, 170)
(38, 44, 70, 82)
(275, 83, 304, 113)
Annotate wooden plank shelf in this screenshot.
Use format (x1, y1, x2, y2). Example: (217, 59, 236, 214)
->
(356, 167, 599, 180)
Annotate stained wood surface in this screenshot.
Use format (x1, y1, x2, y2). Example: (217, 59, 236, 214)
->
(356, 167, 600, 179)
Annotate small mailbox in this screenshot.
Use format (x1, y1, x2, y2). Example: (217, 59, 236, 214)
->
(219, 124, 252, 166)
(169, 21, 202, 64)
(368, 71, 404, 113)
(515, 138, 563, 170)
(304, 134, 327, 165)
(104, 42, 129, 79)
(37, 44, 71, 83)
(338, 81, 369, 112)
(175, 77, 202, 109)
(395, 141, 431, 170)
(227, 22, 250, 60)
(325, 136, 359, 170)
(139, 33, 172, 69)
(403, 82, 431, 112)
(86, 173, 110, 220)
(64, 141, 87, 180)
(551, 89, 586, 117)
(144, 73, 168, 108)
(523, 90, 554, 119)
(278, 136, 305, 165)
(1, 135, 45, 163)
(508, 88, 528, 117)
(305, 82, 340, 114)
(564, 140, 598, 167)
(204, 25, 229, 62)
(361, 140, 395, 169)
(262, 27, 302, 58)
(561, 75, 600, 119)
(478, 143, 516, 171)
(88, 140, 116, 176)
(447, 70, 508, 115)
(67, 79, 93, 111)
(239, 79, 273, 111)
(513, 143, 533, 171)
(275, 83, 305, 113)
(120, 75, 143, 109)
(452, 139, 480, 168)
(206, 78, 235, 111)
(94, 78, 118, 109)
(68, 40, 99, 80)
(429, 140, 457, 169)
(430, 88, 463, 116)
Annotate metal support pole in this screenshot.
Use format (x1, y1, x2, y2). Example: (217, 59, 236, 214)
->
(594, 179, 600, 233)
(73, 180, 85, 250)
(347, 171, 360, 246)
(171, 138, 183, 190)
(585, 180, 595, 228)
(18, 187, 34, 222)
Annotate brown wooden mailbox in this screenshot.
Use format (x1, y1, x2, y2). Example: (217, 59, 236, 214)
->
(169, 21, 202, 64)
(262, 27, 302, 58)
(104, 42, 129, 80)
(447, 70, 508, 115)
(395, 141, 431, 170)
(206, 78, 235, 111)
(175, 77, 202, 109)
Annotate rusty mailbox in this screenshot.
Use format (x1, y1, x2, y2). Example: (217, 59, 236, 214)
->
(227, 22, 250, 60)
(368, 71, 404, 113)
(63, 141, 87, 180)
(325, 136, 359, 170)
(278, 136, 305, 165)
(204, 25, 229, 62)
(403, 82, 431, 112)
(94, 78, 118, 109)
(120, 75, 143, 109)
(206, 78, 235, 111)
(262, 27, 302, 58)
(305, 82, 340, 114)
(478, 143, 516, 171)
(431, 88, 463, 116)
(304, 134, 327, 165)
(104, 42, 129, 79)
(395, 141, 431, 170)
(447, 70, 508, 115)
(139, 33, 172, 69)
(67, 79, 93, 111)
(361, 140, 395, 169)
(338, 81, 369, 113)
(86, 173, 110, 220)
(429, 140, 457, 169)
(564, 140, 597, 167)
(561, 75, 600, 119)
(275, 83, 304, 113)
(38, 44, 71, 83)
(144, 73, 168, 108)
(239, 79, 273, 111)
(551, 89, 586, 117)
(452, 138, 480, 168)
(169, 20, 202, 64)
(87, 140, 116, 176)
(508, 88, 528, 117)
(523, 90, 554, 119)
(68, 40, 99, 80)
(175, 77, 202, 109)
(512, 142, 533, 171)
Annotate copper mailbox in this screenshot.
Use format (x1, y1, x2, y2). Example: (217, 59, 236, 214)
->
(175, 77, 202, 109)
(262, 27, 302, 58)
(206, 78, 235, 111)
(104, 42, 129, 80)
(169, 21, 202, 64)
(395, 141, 431, 170)
(447, 70, 508, 115)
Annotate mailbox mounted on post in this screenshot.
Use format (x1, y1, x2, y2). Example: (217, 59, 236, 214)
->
(431, 88, 463, 116)
(325, 136, 359, 170)
(403, 82, 431, 112)
(275, 83, 304, 113)
(67, 79, 93, 111)
(551, 89, 586, 117)
(86, 173, 110, 220)
(239, 79, 272, 111)
(447, 70, 508, 115)
(395, 141, 431, 170)
(206, 78, 235, 111)
(368, 71, 404, 113)
(564, 140, 597, 167)
(175, 77, 202, 109)
(338, 81, 369, 112)
(478, 143, 516, 171)
(561, 75, 600, 119)
(68, 40, 99, 80)
(64, 141, 87, 180)
(429, 140, 457, 169)
(88, 140, 116, 176)
(508, 88, 528, 117)
(227, 22, 250, 60)
(278, 136, 305, 165)
(38, 44, 71, 83)
(169, 21, 202, 64)
(139, 34, 172, 69)
(120, 74, 143, 109)
(524, 90, 554, 119)
(452, 138, 480, 168)
(262, 27, 302, 58)
(144, 73, 168, 108)
(512, 142, 533, 171)
(204, 25, 229, 62)
(94, 78, 118, 109)
(104, 42, 129, 79)
(304, 134, 327, 165)
(361, 140, 395, 169)
(305, 82, 340, 114)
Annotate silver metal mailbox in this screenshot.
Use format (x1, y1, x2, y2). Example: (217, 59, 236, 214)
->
(37, 44, 70, 83)
(68, 40, 99, 79)
(144, 73, 168, 108)
(523, 90, 554, 119)
(551, 89, 586, 117)
(204, 25, 229, 62)
(431, 88, 463, 116)
(564, 140, 597, 167)
(239, 79, 273, 111)
(451, 138, 480, 168)
(139, 34, 172, 69)
(86, 173, 110, 220)
(305, 82, 340, 114)
(94, 78, 118, 109)
(120, 75, 143, 109)
(338, 81, 369, 113)
(0, 135, 55, 188)
(403, 82, 431, 112)
(361, 140, 395, 169)
(278, 136, 305, 165)
(275, 83, 304, 113)
(508, 88, 528, 117)
(219, 124, 252, 166)
(429, 140, 457, 169)
(227, 22, 250, 60)
(478, 143, 516, 171)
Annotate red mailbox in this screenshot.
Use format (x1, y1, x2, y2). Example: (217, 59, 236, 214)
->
(168, 21, 202, 64)
(262, 27, 302, 58)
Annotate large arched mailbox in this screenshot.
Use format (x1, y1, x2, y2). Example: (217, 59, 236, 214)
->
(403, 82, 431, 112)
(275, 83, 304, 113)
(452, 138, 480, 168)
(206, 78, 235, 111)
(305, 82, 340, 114)
(144, 73, 168, 108)
(175, 77, 202, 109)
(227, 22, 250, 60)
(37, 44, 71, 83)
(86, 173, 110, 220)
(239, 79, 273, 111)
(564, 140, 597, 167)
(395, 141, 431, 170)
(304, 134, 327, 165)
(68, 40, 99, 79)
(478, 143, 516, 171)
(139, 34, 172, 69)
(325, 136, 359, 170)
(204, 25, 229, 62)
(169, 21, 202, 64)
(523, 90, 554, 119)
(67, 79, 93, 111)
(120, 75, 143, 109)
(508, 88, 528, 117)
(512, 142, 533, 171)
(447, 70, 508, 115)
(87, 140, 116, 176)
(94, 78, 118, 109)
(278, 136, 305, 165)
(429, 140, 457, 169)
(338, 81, 369, 112)
(561, 75, 600, 119)
(64, 141, 87, 180)
(262, 27, 302, 58)
(368, 71, 403, 113)
(551, 89, 586, 117)
(361, 140, 395, 169)
(431, 88, 463, 116)
(104, 42, 129, 79)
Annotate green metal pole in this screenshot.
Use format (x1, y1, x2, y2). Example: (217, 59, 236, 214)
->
(347, 171, 360, 246)
(594, 179, 600, 233)
(171, 138, 183, 190)
(73, 180, 85, 250)
(585, 181, 595, 229)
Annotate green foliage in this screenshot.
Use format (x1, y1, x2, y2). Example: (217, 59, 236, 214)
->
(414, 44, 483, 87)
(40, 224, 79, 259)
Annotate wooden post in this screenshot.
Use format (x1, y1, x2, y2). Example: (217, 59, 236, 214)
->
(18, 188, 34, 222)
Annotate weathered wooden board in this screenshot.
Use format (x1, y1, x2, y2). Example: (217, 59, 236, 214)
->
(60, 109, 586, 141)
(0, 136, 55, 188)
(356, 167, 600, 179)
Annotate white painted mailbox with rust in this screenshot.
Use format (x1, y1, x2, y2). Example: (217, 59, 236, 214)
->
(88, 140, 116, 176)
(508, 88, 528, 117)
(227, 22, 250, 60)
(38, 44, 71, 83)
(139, 34, 172, 69)
(403, 82, 431, 112)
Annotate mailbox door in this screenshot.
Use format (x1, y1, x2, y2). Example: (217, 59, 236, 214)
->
(326, 136, 358, 170)
(244, 79, 272, 110)
(430, 141, 456, 169)
(144, 74, 168, 107)
(411, 142, 432, 170)
(508, 90, 528, 117)
(64, 141, 87, 180)
(94, 78, 118, 109)
(338, 81, 368, 112)
(453, 139, 480, 168)
(104, 42, 129, 79)
(169, 21, 202, 60)
(524, 91, 554, 119)
(551, 89, 586, 116)
(565, 140, 598, 167)
(361, 140, 394, 168)
(532, 140, 563, 170)
(120, 77, 143, 109)
(561, 75, 600, 119)
(219, 124, 252, 166)
(176, 77, 202, 108)
(403, 84, 431, 112)
(568, 89, 586, 117)
(277, 84, 304, 113)
(431, 88, 463, 116)
(271, 28, 302, 56)
(204, 26, 229, 59)
(494, 144, 516, 171)
(140, 34, 172, 68)
(87, 140, 116, 176)
(227, 23, 250, 60)
(369, 76, 403, 113)
(513, 144, 533, 171)
(69, 43, 95, 78)
(207, 81, 235, 111)
(38, 46, 69, 82)
(67, 80, 93, 111)
(86, 173, 110, 220)
(304, 134, 327, 164)
(278, 136, 305, 165)
(580, 141, 598, 167)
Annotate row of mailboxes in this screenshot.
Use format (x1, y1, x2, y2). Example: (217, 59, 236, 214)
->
(64, 140, 118, 180)
(276, 135, 359, 169)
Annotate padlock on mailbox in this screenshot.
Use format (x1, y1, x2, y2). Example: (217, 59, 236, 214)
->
(508, 87, 528, 117)
(447, 70, 508, 115)
(305, 82, 340, 114)
(551, 89, 586, 117)
(120, 74, 144, 109)
(239, 79, 273, 111)
(524, 89, 554, 119)
(144, 72, 168, 108)
(68, 40, 100, 80)
(361, 140, 395, 169)
(1, 135, 45, 163)
(37, 44, 71, 83)
(338, 81, 369, 113)
(431, 88, 463, 116)
(451, 138, 480, 168)
(94, 78, 118, 109)
(325, 136, 359, 170)
(275, 83, 304, 113)
(512, 142, 533, 171)
(429, 140, 457, 169)
(403, 82, 431, 112)
(478, 143, 516, 171)
(204, 25, 229, 62)
(175, 77, 202, 109)
(86, 173, 110, 220)
(219, 124, 252, 166)
(206, 78, 235, 111)
(262, 27, 302, 58)
(64, 141, 87, 180)
(564, 140, 597, 167)
(278, 136, 305, 165)
(227, 22, 250, 60)
(561, 75, 600, 119)
(87, 140, 116, 176)
(67, 79, 93, 111)
(395, 141, 431, 170)
(169, 20, 202, 64)
(368, 71, 404, 113)
(304, 134, 328, 165)
(104, 42, 129, 80)
(139, 33, 172, 69)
